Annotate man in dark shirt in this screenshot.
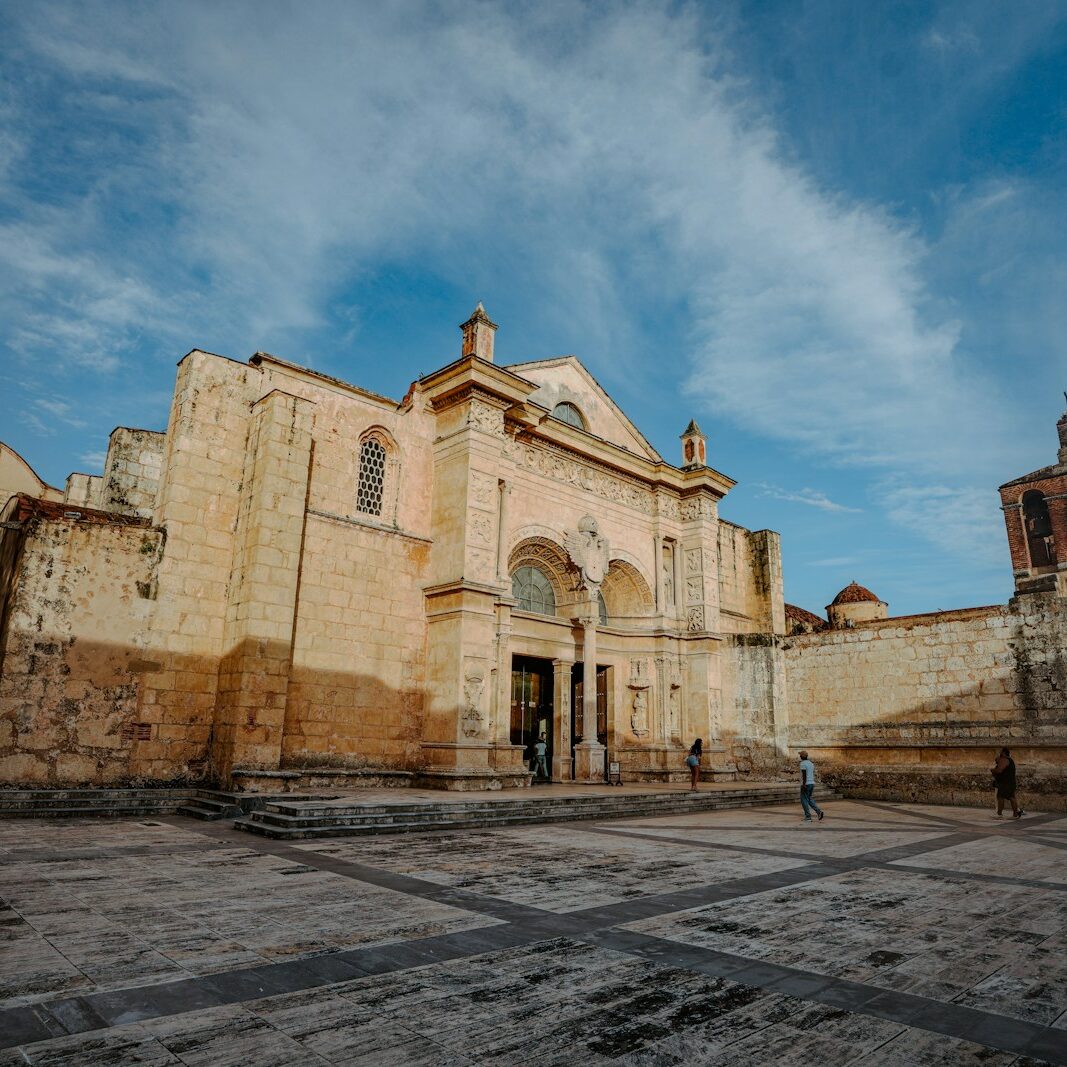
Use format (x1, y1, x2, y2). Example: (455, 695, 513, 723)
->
(991, 747, 1024, 819)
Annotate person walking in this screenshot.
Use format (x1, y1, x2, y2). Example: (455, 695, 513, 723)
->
(685, 738, 703, 792)
(798, 750, 824, 823)
(991, 747, 1024, 818)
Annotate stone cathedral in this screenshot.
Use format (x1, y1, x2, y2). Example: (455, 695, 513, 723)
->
(1, 309, 1064, 806)
(0, 307, 785, 792)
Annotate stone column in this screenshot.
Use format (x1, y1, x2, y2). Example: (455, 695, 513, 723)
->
(655, 656, 670, 745)
(493, 614, 512, 746)
(552, 658, 574, 781)
(496, 479, 510, 582)
(573, 602, 606, 782)
(654, 536, 664, 613)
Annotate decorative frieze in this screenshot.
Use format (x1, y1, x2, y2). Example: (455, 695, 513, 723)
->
(503, 435, 654, 515)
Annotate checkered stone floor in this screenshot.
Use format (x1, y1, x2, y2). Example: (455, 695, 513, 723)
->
(0, 798, 1064, 1065)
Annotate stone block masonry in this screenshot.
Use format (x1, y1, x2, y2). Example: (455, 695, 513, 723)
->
(783, 593, 1067, 809)
(0, 497, 169, 784)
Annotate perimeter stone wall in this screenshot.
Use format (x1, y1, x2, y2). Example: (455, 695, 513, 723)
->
(782, 592, 1067, 809)
(0, 509, 164, 784)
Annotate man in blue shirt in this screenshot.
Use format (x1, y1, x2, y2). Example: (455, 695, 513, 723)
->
(798, 750, 824, 823)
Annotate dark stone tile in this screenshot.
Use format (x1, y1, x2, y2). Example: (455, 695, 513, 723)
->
(807, 981, 882, 1011)
(0, 1004, 65, 1049)
(964, 1012, 1052, 1059)
(1022, 1029, 1067, 1066)
(86, 978, 225, 1026)
(764, 970, 835, 998)
(43, 995, 108, 1036)
(726, 961, 791, 988)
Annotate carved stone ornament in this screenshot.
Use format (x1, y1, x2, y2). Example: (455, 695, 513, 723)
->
(468, 513, 493, 546)
(468, 398, 504, 436)
(631, 688, 649, 738)
(469, 471, 496, 508)
(503, 436, 654, 515)
(627, 658, 650, 690)
(461, 667, 486, 738)
(686, 576, 702, 604)
(687, 606, 705, 633)
(564, 515, 610, 590)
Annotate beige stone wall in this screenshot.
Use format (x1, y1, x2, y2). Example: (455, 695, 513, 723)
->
(720, 633, 787, 775)
(64, 474, 102, 508)
(282, 516, 430, 770)
(0, 513, 166, 785)
(717, 522, 783, 635)
(0, 443, 63, 507)
(100, 428, 165, 519)
(783, 593, 1067, 807)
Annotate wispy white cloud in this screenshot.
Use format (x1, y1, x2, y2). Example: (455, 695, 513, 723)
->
(756, 483, 861, 514)
(0, 0, 1059, 589)
(78, 450, 107, 469)
(32, 398, 85, 428)
(880, 482, 1005, 567)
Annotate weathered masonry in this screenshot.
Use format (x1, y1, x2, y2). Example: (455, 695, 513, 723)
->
(0, 308, 783, 791)
(1, 312, 1064, 807)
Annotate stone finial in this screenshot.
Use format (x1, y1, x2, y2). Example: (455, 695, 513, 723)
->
(680, 419, 707, 469)
(460, 302, 498, 363)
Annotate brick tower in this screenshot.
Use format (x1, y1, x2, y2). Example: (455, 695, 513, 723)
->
(998, 396, 1067, 596)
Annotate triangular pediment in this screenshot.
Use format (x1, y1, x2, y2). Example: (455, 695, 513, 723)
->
(505, 356, 662, 461)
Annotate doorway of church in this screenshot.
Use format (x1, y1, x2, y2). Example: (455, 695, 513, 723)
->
(571, 664, 609, 772)
(510, 657, 554, 783)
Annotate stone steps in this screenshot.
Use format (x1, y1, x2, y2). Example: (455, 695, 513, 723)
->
(0, 788, 192, 818)
(0, 787, 266, 820)
(233, 786, 828, 840)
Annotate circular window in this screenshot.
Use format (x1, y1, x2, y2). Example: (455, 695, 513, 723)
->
(511, 565, 557, 615)
(551, 402, 585, 429)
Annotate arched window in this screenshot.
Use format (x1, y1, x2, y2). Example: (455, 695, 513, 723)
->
(512, 565, 556, 615)
(551, 402, 585, 430)
(598, 590, 608, 625)
(1022, 490, 1056, 567)
(356, 436, 388, 516)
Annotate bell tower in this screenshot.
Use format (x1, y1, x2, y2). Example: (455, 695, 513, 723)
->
(998, 394, 1067, 596)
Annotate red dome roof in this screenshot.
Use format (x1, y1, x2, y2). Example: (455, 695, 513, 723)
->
(830, 581, 881, 606)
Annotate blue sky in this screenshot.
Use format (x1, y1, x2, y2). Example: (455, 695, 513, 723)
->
(1, 1, 1065, 617)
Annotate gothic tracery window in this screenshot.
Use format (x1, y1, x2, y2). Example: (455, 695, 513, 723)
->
(356, 435, 388, 516)
(512, 565, 556, 616)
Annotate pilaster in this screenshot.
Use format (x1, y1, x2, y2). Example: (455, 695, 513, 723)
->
(213, 390, 314, 779)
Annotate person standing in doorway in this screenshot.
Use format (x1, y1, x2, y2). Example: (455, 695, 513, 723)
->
(798, 750, 824, 823)
(533, 734, 549, 781)
(686, 738, 703, 792)
(991, 747, 1024, 818)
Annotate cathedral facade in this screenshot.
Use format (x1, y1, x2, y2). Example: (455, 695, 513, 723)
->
(0, 307, 785, 791)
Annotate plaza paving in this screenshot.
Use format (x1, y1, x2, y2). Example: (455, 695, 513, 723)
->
(0, 797, 1065, 1065)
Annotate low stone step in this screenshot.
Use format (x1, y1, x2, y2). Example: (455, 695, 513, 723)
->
(0, 804, 184, 819)
(177, 798, 242, 821)
(259, 789, 801, 820)
(234, 787, 830, 839)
